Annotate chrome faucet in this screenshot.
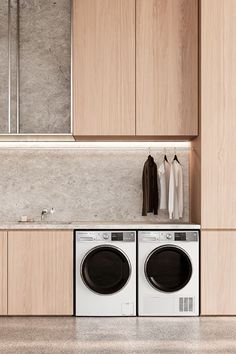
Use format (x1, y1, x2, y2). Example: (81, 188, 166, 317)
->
(41, 208, 55, 221)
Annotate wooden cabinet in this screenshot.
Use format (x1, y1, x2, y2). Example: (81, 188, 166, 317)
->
(201, 0, 236, 229)
(201, 231, 236, 315)
(8, 230, 73, 316)
(200, 1, 236, 316)
(0, 232, 7, 315)
(136, 0, 198, 136)
(73, 0, 198, 138)
(73, 0, 135, 136)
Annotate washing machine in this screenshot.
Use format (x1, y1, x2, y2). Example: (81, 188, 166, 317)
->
(138, 230, 199, 316)
(75, 230, 136, 316)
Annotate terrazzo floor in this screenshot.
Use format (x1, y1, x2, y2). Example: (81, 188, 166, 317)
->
(0, 317, 235, 354)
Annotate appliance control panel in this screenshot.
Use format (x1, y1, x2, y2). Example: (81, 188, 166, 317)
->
(76, 230, 136, 242)
(139, 230, 199, 242)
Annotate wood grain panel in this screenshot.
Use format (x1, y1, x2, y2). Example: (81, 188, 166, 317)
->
(190, 136, 201, 224)
(0, 232, 7, 315)
(201, 0, 236, 229)
(136, 0, 198, 136)
(73, 0, 135, 136)
(201, 231, 236, 315)
(8, 230, 73, 315)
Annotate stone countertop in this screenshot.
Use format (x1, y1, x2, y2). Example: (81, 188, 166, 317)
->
(0, 221, 200, 230)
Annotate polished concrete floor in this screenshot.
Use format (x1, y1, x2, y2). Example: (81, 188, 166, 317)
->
(0, 317, 236, 354)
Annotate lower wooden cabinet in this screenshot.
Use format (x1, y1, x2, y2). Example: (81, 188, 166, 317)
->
(201, 231, 236, 315)
(0, 231, 7, 315)
(8, 230, 73, 315)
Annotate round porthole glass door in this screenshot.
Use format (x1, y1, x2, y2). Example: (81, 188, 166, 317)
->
(145, 246, 192, 292)
(81, 246, 131, 294)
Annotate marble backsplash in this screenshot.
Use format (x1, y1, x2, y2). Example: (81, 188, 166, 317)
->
(0, 149, 190, 223)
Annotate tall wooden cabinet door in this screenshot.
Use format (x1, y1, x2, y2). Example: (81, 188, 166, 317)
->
(201, 0, 236, 229)
(73, 0, 135, 136)
(136, 0, 198, 136)
(0, 232, 7, 315)
(201, 231, 236, 315)
(8, 230, 73, 315)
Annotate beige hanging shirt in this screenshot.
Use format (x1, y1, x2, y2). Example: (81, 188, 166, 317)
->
(158, 160, 170, 210)
(168, 160, 183, 220)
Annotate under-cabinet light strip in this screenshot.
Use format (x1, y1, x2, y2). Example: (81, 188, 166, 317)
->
(0, 141, 191, 150)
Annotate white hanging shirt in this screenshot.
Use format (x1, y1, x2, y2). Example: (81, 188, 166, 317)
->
(158, 160, 170, 209)
(168, 160, 183, 220)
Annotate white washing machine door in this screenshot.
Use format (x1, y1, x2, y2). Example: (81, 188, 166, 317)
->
(145, 245, 192, 293)
(81, 245, 131, 295)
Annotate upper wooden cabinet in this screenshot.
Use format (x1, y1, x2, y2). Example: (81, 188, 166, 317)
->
(8, 230, 73, 316)
(201, 0, 236, 229)
(73, 0, 198, 138)
(0, 232, 7, 315)
(73, 0, 135, 136)
(136, 0, 198, 136)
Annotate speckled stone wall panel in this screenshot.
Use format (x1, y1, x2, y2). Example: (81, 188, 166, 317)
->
(0, 1, 9, 133)
(19, 0, 71, 133)
(0, 149, 190, 222)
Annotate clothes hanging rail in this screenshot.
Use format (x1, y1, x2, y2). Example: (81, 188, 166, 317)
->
(0, 141, 192, 150)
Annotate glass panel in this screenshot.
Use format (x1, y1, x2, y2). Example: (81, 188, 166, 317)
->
(0, 0, 70, 134)
(19, 0, 71, 133)
(145, 247, 192, 292)
(82, 247, 130, 295)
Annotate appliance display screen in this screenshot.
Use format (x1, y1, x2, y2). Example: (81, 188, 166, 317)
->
(111, 232, 123, 241)
(175, 232, 186, 241)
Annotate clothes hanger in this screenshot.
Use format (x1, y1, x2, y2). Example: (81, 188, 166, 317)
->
(148, 147, 152, 158)
(147, 147, 155, 164)
(163, 148, 168, 162)
(173, 147, 180, 164)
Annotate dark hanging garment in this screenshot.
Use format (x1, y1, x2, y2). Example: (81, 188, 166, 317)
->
(142, 155, 158, 216)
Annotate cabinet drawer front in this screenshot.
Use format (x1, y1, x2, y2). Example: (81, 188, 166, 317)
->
(201, 231, 236, 315)
(73, 0, 135, 136)
(136, 0, 198, 136)
(8, 230, 73, 316)
(201, 0, 236, 228)
(0, 232, 7, 315)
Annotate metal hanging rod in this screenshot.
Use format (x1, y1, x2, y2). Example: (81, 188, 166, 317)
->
(0, 141, 192, 150)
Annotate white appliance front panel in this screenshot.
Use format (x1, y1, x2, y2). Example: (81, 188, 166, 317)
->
(138, 232, 199, 316)
(76, 236, 136, 316)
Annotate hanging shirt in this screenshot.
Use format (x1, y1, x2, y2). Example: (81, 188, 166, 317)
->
(168, 160, 183, 220)
(158, 160, 170, 210)
(142, 155, 158, 216)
